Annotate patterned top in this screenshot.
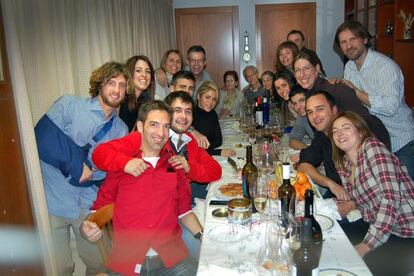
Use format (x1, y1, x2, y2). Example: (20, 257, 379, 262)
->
(344, 49, 414, 152)
(336, 137, 414, 250)
(215, 89, 244, 118)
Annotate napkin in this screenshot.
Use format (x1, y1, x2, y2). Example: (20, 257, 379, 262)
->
(315, 198, 362, 222)
(193, 198, 206, 227)
(315, 198, 342, 221)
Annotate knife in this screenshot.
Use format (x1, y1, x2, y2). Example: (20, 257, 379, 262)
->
(227, 157, 239, 171)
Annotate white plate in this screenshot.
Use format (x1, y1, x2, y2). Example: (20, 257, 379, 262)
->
(211, 181, 243, 200)
(319, 268, 357, 276)
(315, 214, 334, 232)
(206, 224, 250, 243)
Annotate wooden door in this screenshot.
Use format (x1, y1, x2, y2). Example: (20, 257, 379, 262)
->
(175, 6, 239, 87)
(0, 5, 44, 276)
(256, 3, 316, 73)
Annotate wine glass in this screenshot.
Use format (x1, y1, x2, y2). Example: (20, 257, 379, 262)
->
(287, 216, 301, 255)
(253, 174, 270, 221)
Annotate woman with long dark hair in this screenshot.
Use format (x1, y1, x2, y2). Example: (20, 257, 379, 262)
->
(119, 55, 154, 131)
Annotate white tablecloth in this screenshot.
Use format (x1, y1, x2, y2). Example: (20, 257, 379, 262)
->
(196, 119, 372, 275)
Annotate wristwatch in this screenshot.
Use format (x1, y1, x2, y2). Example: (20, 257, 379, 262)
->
(194, 230, 203, 240)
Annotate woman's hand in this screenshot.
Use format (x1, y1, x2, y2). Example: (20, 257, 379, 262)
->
(336, 200, 356, 218)
(155, 69, 167, 86)
(355, 242, 370, 257)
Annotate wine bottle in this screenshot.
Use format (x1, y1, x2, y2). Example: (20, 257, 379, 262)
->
(242, 145, 258, 199)
(260, 141, 273, 174)
(292, 218, 319, 276)
(263, 96, 269, 126)
(277, 162, 295, 226)
(304, 189, 323, 260)
(255, 96, 263, 127)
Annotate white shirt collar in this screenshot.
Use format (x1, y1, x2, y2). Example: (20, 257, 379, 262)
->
(169, 129, 192, 152)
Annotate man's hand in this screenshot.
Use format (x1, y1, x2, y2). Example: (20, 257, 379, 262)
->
(191, 130, 210, 149)
(80, 220, 102, 243)
(355, 242, 370, 257)
(155, 69, 167, 86)
(80, 163, 93, 183)
(336, 200, 356, 218)
(124, 158, 149, 177)
(221, 149, 236, 157)
(327, 181, 350, 201)
(169, 155, 190, 173)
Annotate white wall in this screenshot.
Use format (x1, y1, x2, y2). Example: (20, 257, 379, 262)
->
(173, 0, 345, 87)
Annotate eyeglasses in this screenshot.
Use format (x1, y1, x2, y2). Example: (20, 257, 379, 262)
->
(294, 65, 313, 75)
(189, 59, 205, 65)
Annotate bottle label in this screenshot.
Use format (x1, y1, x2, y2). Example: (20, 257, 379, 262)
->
(255, 111, 263, 125)
(242, 175, 250, 198)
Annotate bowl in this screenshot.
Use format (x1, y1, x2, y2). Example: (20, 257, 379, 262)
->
(212, 207, 228, 218)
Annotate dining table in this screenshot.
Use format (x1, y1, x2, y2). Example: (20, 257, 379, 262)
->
(195, 118, 372, 276)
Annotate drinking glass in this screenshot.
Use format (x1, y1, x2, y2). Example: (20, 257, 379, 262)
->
(258, 219, 291, 276)
(287, 216, 301, 255)
(253, 174, 270, 220)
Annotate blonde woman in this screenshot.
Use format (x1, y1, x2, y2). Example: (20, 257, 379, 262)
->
(192, 81, 235, 157)
(154, 49, 184, 100)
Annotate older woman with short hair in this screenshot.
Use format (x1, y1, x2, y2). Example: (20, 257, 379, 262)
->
(215, 70, 244, 119)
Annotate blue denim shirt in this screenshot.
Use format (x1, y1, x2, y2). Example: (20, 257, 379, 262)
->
(40, 94, 128, 219)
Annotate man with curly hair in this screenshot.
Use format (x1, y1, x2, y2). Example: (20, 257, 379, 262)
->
(34, 61, 130, 275)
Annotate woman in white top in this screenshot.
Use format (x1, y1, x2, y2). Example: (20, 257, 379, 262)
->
(154, 49, 184, 100)
(215, 70, 244, 119)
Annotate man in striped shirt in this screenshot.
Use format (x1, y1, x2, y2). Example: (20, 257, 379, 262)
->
(334, 20, 414, 181)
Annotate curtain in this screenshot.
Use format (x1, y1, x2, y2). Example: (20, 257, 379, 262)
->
(2, 0, 175, 122)
(1, 1, 175, 273)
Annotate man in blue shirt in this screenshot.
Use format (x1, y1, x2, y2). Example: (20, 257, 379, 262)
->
(35, 62, 130, 275)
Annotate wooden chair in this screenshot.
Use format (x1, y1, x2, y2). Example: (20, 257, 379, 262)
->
(87, 203, 114, 266)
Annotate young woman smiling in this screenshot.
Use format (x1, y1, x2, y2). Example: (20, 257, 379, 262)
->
(330, 111, 414, 276)
(120, 55, 154, 131)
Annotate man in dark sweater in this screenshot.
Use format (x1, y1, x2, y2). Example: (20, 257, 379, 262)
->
(298, 91, 348, 200)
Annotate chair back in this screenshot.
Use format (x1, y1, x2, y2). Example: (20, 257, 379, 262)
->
(87, 203, 114, 266)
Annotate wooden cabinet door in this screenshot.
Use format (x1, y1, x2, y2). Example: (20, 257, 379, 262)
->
(255, 3, 316, 73)
(175, 6, 239, 87)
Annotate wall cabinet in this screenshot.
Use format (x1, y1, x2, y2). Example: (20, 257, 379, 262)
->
(345, 0, 414, 107)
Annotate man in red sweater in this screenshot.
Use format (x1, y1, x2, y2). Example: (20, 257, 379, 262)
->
(81, 101, 198, 275)
(90, 92, 221, 260)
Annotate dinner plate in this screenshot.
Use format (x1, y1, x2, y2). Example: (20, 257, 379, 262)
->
(315, 214, 334, 232)
(212, 181, 243, 200)
(206, 224, 250, 243)
(319, 268, 357, 276)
